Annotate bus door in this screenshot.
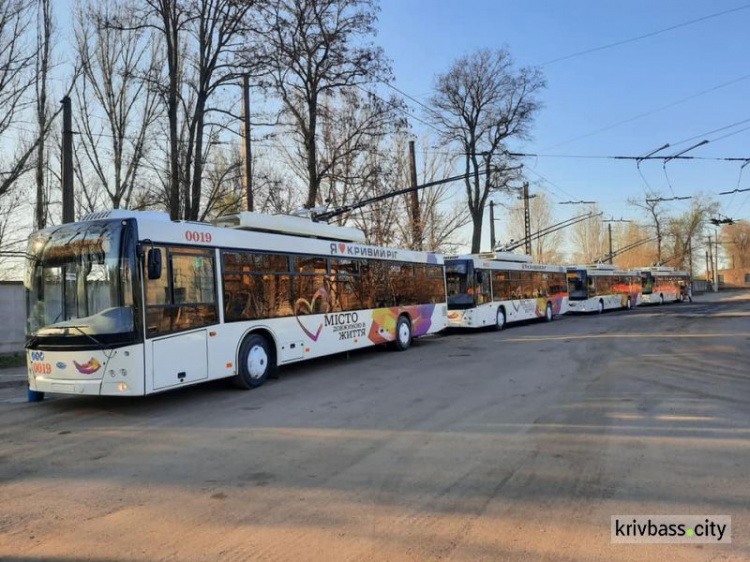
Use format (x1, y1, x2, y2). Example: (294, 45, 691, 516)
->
(145, 247, 214, 391)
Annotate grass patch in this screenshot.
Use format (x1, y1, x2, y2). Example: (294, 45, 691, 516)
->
(0, 354, 26, 369)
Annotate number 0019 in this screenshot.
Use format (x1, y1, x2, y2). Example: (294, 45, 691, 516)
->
(185, 231, 212, 243)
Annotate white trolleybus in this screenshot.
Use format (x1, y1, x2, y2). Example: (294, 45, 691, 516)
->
(444, 252, 568, 330)
(637, 266, 691, 304)
(566, 264, 642, 313)
(24, 210, 447, 397)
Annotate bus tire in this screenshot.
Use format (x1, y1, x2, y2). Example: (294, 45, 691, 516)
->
(544, 303, 553, 322)
(233, 333, 274, 389)
(659, 294, 664, 305)
(495, 308, 506, 331)
(392, 315, 412, 351)
(625, 297, 632, 310)
(598, 300, 604, 314)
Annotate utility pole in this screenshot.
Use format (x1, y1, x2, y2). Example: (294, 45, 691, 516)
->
(522, 182, 534, 256)
(242, 75, 253, 212)
(408, 140, 422, 250)
(489, 201, 496, 250)
(705, 250, 709, 282)
(707, 235, 714, 289)
(714, 230, 720, 292)
(688, 236, 693, 278)
(607, 223, 613, 264)
(61, 96, 74, 224)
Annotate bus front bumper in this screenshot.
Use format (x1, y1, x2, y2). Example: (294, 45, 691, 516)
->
(30, 376, 103, 396)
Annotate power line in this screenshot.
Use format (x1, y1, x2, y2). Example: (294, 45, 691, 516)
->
(539, 72, 750, 151)
(540, 3, 750, 66)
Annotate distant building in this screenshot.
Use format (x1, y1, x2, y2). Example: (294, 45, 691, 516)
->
(717, 268, 750, 289)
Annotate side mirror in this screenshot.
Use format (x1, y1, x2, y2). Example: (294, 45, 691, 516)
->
(147, 248, 162, 280)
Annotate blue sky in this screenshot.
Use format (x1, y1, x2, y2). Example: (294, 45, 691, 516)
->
(50, 0, 750, 251)
(375, 0, 750, 243)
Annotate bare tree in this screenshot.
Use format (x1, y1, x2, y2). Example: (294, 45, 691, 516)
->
(508, 191, 562, 263)
(0, 0, 36, 199)
(613, 222, 658, 269)
(629, 190, 666, 263)
(664, 196, 718, 271)
(570, 204, 606, 263)
(428, 48, 545, 253)
(74, 0, 163, 211)
(33, 0, 52, 229)
(722, 221, 750, 269)
(258, 0, 392, 209)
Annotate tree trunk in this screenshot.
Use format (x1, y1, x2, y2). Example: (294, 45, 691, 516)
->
(470, 209, 483, 253)
(304, 96, 318, 209)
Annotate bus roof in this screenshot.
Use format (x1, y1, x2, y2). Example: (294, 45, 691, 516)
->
(445, 254, 565, 273)
(70, 209, 442, 265)
(567, 265, 639, 276)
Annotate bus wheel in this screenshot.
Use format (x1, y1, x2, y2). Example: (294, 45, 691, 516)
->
(393, 315, 412, 351)
(659, 294, 664, 305)
(625, 297, 632, 310)
(495, 308, 506, 331)
(598, 300, 604, 314)
(234, 334, 274, 389)
(544, 303, 553, 322)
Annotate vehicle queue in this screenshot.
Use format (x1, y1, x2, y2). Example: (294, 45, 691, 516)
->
(23, 210, 692, 398)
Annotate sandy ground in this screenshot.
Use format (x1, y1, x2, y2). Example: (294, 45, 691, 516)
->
(1, 292, 749, 561)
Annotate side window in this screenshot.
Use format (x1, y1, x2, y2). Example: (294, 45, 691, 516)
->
(145, 247, 217, 337)
(222, 250, 294, 321)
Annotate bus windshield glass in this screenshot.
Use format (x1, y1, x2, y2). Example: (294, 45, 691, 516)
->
(567, 270, 588, 300)
(25, 220, 137, 344)
(446, 261, 475, 309)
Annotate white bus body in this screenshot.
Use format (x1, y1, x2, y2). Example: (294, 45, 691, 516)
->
(25, 210, 447, 396)
(637, 267, 690, 304)
(566, 265, 642, 313)
(445, 253, 569, 330)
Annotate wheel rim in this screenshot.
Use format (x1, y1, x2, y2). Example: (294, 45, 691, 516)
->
(247, 345, 268, 379)
(599, 302, 603, 313)
(627, 298, 631, 309)
(398, 321, 410, 345)
(546, 306, 552, 320)
(497, 310, 504, 327)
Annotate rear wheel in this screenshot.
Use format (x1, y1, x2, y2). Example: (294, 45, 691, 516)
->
(393, 315, 412, 351)
(495, 308, 506, 331)
(544, 303, 553, 322)
(659, 294, 664, 305)
(598, 300, 604, 314)
(233, 333, 274, 389)
(625, 297, 632, 310)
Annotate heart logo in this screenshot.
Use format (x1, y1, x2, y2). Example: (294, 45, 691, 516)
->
(338, 243, 346, 253)
(295, 287, 330, 342)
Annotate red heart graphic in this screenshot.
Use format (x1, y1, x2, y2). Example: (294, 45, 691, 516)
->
(338, 243, 346, 253)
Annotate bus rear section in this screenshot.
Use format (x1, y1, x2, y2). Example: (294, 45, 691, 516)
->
(638, 267, 690, 305)
(566, 266, 642, 313)
(446, 253, 568, 330)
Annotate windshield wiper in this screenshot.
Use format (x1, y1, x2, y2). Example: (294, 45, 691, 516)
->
(61, 325, 106, 349)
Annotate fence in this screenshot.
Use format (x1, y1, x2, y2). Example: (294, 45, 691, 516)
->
(0, 282, 25, 355)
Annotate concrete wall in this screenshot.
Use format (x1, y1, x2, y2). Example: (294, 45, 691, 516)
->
(0, 282, 25, 355)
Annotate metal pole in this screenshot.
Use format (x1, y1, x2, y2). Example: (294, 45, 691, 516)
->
(714, 230, 719, 292)
(242, 75, 253, 212)
(523, 182, 532, 256)
(608, 223, 613, 264)
(489, 201, 496, 250)
(61, 95, 74, 224)
(408, 140, 422, 250)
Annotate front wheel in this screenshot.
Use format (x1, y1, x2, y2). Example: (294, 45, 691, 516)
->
(598, 300, 604, 314)
(625, 297, 632, 310)
(659, 294, 664, 305)
(233, 334, 274, 389)
(392, 315, 412, 351)
(544, 303, 553, 322)
(495, 308, 506, 331)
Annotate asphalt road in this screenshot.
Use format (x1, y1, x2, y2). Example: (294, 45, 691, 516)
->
(1, 292, 749, 561)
